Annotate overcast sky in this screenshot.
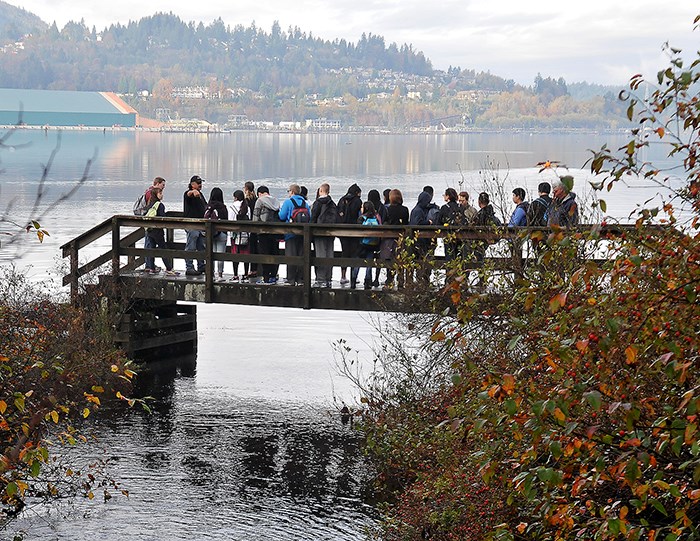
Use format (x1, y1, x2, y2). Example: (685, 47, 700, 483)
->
(11, 0, 699, 85)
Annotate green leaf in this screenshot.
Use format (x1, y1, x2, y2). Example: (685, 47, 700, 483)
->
(608, 518, 621, 535)
(584, 390, 602, 411)
(5, 482, 18, 497)
(537, 467, 553, 483)
(30, 459, 41, 477)
(693, 464, 700, 483)
(560, 175, 574, 192)
(599, 199, 607, 213)
(451, 373, 462, 386)
(649, 498, 668, 517)
(550, 441, 562, 459)
(505, 399, 517, 416)
(507, 335, 521, 351)
(625, 458, 642, 483)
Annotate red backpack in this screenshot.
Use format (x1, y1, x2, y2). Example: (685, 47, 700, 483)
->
(290, 198, 310, 223)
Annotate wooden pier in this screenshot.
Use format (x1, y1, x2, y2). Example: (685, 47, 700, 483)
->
(60, 214, 637, 359)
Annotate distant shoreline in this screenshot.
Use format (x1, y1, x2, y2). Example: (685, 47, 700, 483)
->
(0, 125, 632, 136)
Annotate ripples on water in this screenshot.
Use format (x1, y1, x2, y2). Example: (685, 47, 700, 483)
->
(14, 355, 377, 541)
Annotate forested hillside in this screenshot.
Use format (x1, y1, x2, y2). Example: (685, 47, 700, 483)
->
(0, 0, 46, 42)
(0, 8, 627, 129)
(0, 13, 432, 93)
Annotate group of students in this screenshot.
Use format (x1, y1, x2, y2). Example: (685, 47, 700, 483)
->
(137, 174, 579, 286)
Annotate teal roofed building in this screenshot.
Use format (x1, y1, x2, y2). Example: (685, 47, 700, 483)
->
(0, 88, 138, 127)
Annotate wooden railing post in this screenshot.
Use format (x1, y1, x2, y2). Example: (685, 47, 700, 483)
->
(69, 242, 79, 306)
(111, 216, 120, 278)
(302, 224, 312, 309)
(204, 220, 214, 303)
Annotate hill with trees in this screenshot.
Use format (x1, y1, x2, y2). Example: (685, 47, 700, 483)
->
(0, 0, 46, 42)
(0, 9, 627, 129)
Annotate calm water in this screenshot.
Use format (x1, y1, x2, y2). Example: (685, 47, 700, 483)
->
(1, 130, 679, 540)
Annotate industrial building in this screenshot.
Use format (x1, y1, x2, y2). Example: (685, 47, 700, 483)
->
(0, 88, 138, 127)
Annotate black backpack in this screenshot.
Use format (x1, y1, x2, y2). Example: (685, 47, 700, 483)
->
(317, 200, 338, 224)
(290, 198, 311, 223)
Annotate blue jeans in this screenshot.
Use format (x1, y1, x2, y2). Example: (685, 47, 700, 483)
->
(185, 230, 205, 271)
(212, 232, 227, 274)
(144, 233, 156, 269)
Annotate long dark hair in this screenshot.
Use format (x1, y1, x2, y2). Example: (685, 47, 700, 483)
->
(210, 187, 224, 204)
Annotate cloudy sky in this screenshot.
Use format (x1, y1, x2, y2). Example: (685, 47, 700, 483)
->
(11, 0, 699, 85)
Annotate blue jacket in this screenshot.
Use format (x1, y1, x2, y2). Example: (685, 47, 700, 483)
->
(508, 202, 528, 227)
(278, 194, 310, 239)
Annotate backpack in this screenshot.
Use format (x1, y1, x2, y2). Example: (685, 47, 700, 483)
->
(262, 206, 281, 222)
(204, 205, 220, 220)
(361, 216, 380, 246)
(316, 200, 338, 224)
(527, 198, 548, 226)
(337, 195, 358, 224)
(290, 198, 310, 223)
(145, 201, 161, 218)
(133, 191, 149, 216)
(427, 205, 441, 225)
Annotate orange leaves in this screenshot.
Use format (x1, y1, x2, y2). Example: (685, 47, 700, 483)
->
(549, 291, 568, 313)
(575, 339, 590, 353)
(83, 393, 101, 406)
(487, 374, 517, 401)
(0, 400, 6, 414)
(625, 345, 639, 366)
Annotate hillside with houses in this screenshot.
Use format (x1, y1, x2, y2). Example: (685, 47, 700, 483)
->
(0, 4, 627, 130)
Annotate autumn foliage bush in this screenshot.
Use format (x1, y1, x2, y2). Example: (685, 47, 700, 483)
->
(0, 266, 136, 524)
(357, 22, 700, 541)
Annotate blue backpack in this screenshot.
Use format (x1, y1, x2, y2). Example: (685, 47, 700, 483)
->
(361, 216, 380, 246)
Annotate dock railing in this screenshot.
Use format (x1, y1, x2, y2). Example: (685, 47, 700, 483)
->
(60, 213, 643, 307)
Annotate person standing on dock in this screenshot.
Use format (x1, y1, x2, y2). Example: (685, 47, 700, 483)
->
(336, 183, 363, 285)
(310, 182, 337, 288)
(547, 177, 579, 227)
(252, 185, 281, 284)
(279, 183, 311, 286)
(143, 187, 177, 275)
(183, 175, 207, 276)
(140, 176, 167, 271)
(526, 182, 552, 227)
(508, 188, 529, 227)
(243, 181, 260, 280)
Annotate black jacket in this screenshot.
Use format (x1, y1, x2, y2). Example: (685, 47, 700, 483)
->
(183, 189, 207, 218)
(311, 196, 338, 224)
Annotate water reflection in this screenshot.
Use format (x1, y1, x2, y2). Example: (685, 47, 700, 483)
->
(16, 357, 375, 541)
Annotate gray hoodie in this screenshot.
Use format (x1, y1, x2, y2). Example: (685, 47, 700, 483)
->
(253, 194, 280, 222)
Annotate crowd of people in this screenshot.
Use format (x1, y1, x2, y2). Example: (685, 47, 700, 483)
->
(136, 175, 580, 288)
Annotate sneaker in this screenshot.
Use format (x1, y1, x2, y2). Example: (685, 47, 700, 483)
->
(265, 277, 277, 284)
(240, 277, 249, 283)
(165, 270, 180, 276)
(185, 269, 199, 276)
(324, 281, 333, 288)
(230, 276, 240, 282)
(339, 278, 350, 285)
